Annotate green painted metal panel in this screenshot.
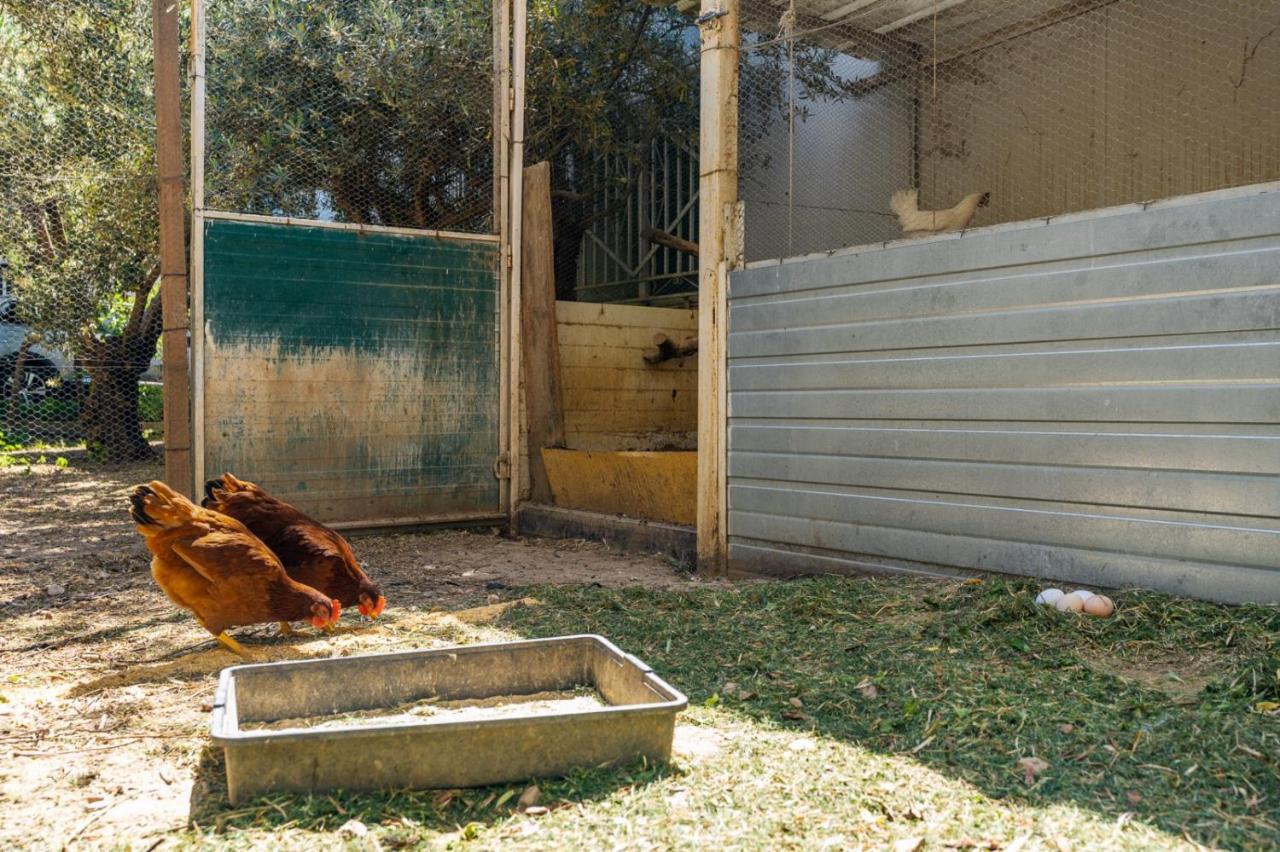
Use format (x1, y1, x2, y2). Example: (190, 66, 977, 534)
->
(202, 218, 500, 524)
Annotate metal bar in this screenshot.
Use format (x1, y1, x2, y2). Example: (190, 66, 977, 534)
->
(508, 0, 527, 519)
(876, 0, 971, 34)
(201, 210, 500, 244)
(495, 0, 512, 518)
(190, 0, 207, 493)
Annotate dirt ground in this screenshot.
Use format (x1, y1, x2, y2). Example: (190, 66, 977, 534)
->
(0, 461, 702, 849)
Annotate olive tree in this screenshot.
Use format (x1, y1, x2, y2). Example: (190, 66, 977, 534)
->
(0, 1, 163, 460)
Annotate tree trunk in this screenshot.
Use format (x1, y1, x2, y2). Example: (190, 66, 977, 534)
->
(80, 333, 158, 462)
(3, 340, 34, 439)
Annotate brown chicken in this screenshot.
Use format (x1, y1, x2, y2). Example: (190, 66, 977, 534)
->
(202, 473, 385, 634)
(129, 481, 340, 656)
(890, 189, 990, 237)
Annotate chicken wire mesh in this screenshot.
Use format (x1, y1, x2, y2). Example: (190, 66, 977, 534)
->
(200, 0, 497, 234)
(522, 0, 701, 307)
(738, 0, 1280, 263)
(0, 0, 166, 463)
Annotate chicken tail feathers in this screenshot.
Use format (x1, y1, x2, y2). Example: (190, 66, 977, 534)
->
(890, 189, 919, 218)
(201, 476, 225, 507)
(202, 472, 250, 508)
(129, 485, 157, 526)
(130, 480, 199, 529)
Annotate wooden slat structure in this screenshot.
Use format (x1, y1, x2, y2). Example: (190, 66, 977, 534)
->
(555, 301, 697, 452)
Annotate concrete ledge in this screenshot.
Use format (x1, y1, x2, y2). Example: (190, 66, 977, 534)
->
(517, 503, 695, 565)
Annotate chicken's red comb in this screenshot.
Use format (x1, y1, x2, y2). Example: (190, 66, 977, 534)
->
(330, 599, 341, 622)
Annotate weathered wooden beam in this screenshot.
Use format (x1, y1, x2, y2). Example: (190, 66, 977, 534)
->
(697, 0, 738, 576)
(520, 161, 565, 504)
(642, 226, 700, 258)
(152, 0, 192, 497)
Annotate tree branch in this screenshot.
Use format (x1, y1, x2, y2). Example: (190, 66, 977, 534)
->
(21, 198, 56, 264)
(43, 199, 67, 253)
(123, 262, 161, 339)
(643, 226, 698, 257)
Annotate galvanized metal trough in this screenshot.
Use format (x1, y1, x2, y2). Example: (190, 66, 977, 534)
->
(210, 635, 687, 804)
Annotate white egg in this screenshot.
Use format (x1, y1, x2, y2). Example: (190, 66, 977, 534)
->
(1035, 588, 1065, 606)
(1070, 589, 1095, 602)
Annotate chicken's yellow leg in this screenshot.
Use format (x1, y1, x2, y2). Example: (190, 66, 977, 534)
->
(216, 631, 248, 657)
(278, 621, 294, 636)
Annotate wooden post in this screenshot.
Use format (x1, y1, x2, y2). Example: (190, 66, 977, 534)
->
(521, 162, 565, 503)
(152, 0, 192, 496)
(697, 0, 738, 575)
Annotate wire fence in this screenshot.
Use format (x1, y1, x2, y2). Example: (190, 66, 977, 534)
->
(202, 0, 497, 234)
(0, 0, 165, 463)
(738, 0, 1280, 263)
(522, 1, 701, 307)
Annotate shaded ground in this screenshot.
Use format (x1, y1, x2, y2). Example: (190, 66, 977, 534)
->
(0, 460, 1277, 850)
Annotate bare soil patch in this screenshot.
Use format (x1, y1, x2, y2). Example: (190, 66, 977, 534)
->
(0, 462, 703, 849)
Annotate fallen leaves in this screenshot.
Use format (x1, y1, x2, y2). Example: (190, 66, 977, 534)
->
(946, 838, 1002, 850)
(517, 785, 541, 811)
(1015, 756, 1049, 786)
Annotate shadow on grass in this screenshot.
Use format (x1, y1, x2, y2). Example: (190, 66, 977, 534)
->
(500, 576, 1280, 849)
(187, 743, 674, 842)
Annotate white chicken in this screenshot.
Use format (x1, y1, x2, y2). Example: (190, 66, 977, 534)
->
(890, 189, 990, 238)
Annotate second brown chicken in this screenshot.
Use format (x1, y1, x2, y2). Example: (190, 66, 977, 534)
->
(202, 473, 385, 634)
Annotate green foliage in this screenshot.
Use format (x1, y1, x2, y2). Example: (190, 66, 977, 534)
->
(138, 382, 163, 422)
(204, 0, 496, 229)
(0, 0, 159, 352)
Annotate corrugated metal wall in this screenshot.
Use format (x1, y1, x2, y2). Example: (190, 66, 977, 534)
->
(202, 217, 501, 525)
(726, 186, 1280, 603)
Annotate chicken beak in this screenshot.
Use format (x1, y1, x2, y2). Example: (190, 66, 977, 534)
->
(372, 595, 386, 618)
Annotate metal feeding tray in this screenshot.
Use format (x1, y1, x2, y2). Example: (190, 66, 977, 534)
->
(210, 635, 687, 804)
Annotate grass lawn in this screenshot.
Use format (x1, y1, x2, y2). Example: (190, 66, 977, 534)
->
(181, 576, 1279, 850)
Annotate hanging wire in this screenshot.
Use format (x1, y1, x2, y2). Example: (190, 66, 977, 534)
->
(778, 0, 797, 256)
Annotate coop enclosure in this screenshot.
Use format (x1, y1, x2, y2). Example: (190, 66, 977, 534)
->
(700, 0, 1280, 601)
(734, 0, 1280, 260)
